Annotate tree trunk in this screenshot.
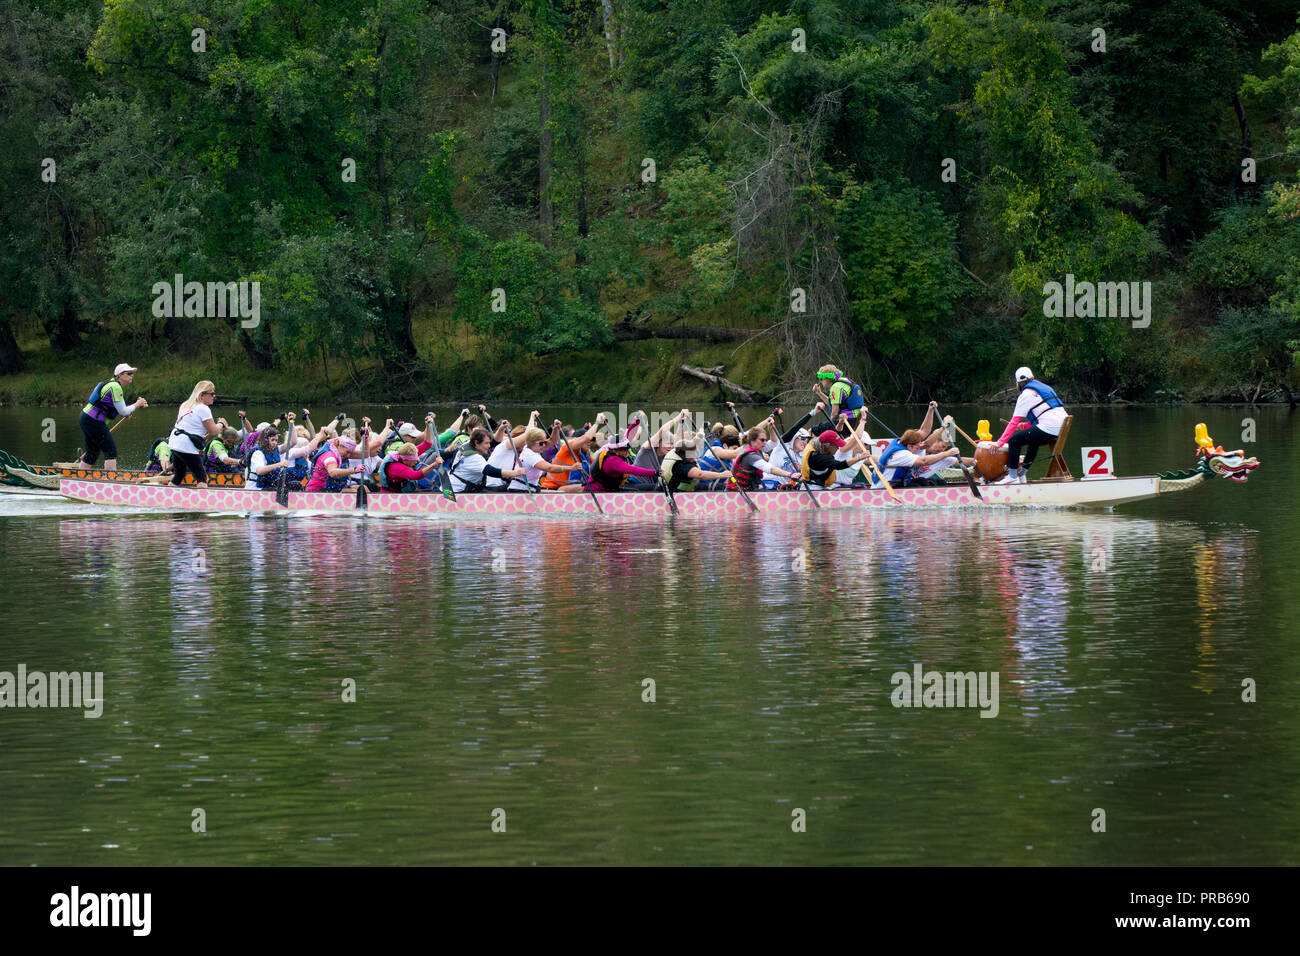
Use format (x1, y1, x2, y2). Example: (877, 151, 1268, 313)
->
(600, 0, 618, 69)
(0, 320, 26, 373)
(44, 203, 82, 351)
(539, 69, 553, 246)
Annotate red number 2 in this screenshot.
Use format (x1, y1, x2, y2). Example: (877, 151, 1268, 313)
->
(1086, 448, 1109, 475)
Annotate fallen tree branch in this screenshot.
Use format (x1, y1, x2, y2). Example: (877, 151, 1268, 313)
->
(680, 364, 772, 403)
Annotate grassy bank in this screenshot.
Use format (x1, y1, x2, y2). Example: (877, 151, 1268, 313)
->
(0, 316, 786, 408)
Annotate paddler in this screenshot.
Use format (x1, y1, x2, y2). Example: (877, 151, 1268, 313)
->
(729, 422, 796, 492)
(304, 429, 367, 491)
(659, 436, 732, 492)
(588, 437, 658, 491)
(627, 409, 692, 486)
(446, 427, 526, 493)
(995, 366, 1069, 484)
(801, 430, 874, 487)
(539, 417, 605, 492)
(812, 364, 866, 432)
(144, 436, 173, 475)
(78, 363, 148, 471)
(874, 428, 963, 488)
(203, 424, 244, 474)
(247, 425, 299, 490)
(374, 442, 442, 493)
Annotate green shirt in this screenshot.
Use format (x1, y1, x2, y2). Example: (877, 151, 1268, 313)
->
(828, 380, 851, 407)
(82, 380, 124, 416)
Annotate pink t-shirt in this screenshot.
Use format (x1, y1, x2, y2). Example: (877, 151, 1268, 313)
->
(305, 450, 343, 492)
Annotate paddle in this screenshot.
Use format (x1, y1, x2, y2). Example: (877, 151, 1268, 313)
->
(108, 414, 132, 435)
(354, 424, 369, 510)
(820, 408, 898, 502)
(416, 413, 456, 501)
(558, 418, 604, 515)
(501, 416, 538, 510)
(772, 408, 819, 508)
(708, 418, 758, 513)
(725, 401, 746, 432)
(275, 411, 293, 508)
(636, 410, 678, 516)
(934, 403, 983, 501)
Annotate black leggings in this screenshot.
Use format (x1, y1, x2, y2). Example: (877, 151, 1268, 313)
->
(1007, 425, 1057, 469)
(171, 450, 207, 485)
(79, 412, 117, 465)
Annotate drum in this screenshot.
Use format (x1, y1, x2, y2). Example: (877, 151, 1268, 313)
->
(974, 441, 1007, 482)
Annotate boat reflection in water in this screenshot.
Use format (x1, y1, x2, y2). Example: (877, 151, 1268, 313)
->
(44, 508, 1255, 726)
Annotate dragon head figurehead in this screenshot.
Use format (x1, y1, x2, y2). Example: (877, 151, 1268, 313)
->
(1194, 424, 1260, 483)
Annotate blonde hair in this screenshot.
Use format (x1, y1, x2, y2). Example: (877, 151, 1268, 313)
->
(523, 426, 547, 444)
(818, 364, 840, 376)
(178, 380, 215, 417)
(295, 425, 310, 440)
(397, 442, 419, 457)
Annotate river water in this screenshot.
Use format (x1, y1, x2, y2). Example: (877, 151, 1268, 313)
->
(0, 404, 1294, 865)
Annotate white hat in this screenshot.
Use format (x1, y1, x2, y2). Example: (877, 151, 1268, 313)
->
(794, 428, 813, 440)
(1015, 366, 1034, 383)
(255, 421, 272, 432)
(114, 363, 138, 376)
(398, 422, 422, 438)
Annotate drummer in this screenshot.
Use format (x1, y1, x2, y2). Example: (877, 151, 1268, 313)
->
(995, 366, 1069, 484)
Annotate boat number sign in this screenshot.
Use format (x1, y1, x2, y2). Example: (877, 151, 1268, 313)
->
(1081, 446, 1115, 478)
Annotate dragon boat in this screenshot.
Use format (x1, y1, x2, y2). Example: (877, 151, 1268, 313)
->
(50, 428, 1258, 516)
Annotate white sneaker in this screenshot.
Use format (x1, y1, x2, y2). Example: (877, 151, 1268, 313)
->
(994, 470, 1018, 485)
(1017, 470, 1028, 484)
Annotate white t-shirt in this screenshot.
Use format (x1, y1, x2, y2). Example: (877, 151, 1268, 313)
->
(914, 455, 956, 479)
(249, 448, 280, 475)
(169, 404, 214, 455)
(876, 446, 919, 486)
(484, 440, 546, 489)
(1012, 384, 1068, 436)
(449, 451, 491, 493)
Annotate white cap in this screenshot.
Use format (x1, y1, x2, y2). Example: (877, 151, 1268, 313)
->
(794, 428, 812, 440)
(1015, 366, 1034, 383)
(398, 422, 422, 438)
(114, 363, 138, 376)
(255, 421, 272, 432)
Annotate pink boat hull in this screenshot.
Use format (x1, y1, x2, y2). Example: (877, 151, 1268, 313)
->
(57, 475, 1183, 514)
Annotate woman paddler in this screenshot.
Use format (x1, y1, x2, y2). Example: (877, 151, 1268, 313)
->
(539, 417, 604, 492)
(374, 443, 442, 493)
(305, 430, 367, 492)
(729, 423, 796, 492)
(247, 424, 299, 490)
(588, 437, 657, 491)
(660, 436, 731, 492)
(77, 362, 148, 471)
(696, 424, 742, 490)
(168, 381, 222, 487)
(801, 430, 873, 488)
(447, 428, 526, 493)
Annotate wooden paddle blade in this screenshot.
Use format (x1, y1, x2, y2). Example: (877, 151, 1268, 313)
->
(355, 481, 369, 510)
